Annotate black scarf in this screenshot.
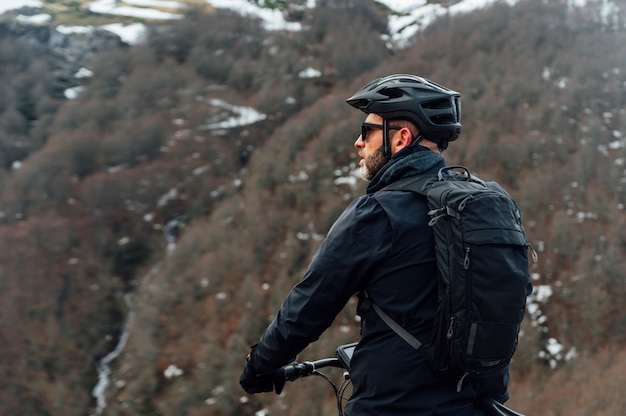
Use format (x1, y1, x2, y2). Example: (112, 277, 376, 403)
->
(366, 145, 446, 194)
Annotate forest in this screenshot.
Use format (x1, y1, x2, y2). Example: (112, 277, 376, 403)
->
(0, 0, 625, 415)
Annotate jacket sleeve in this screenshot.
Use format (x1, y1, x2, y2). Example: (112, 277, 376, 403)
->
(248, 195, 392, 373)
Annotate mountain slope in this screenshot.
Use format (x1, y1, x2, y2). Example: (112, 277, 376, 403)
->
(0, 1, 625, 415)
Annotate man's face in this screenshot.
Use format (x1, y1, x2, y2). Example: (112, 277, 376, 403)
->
(354, 114, 390, 181)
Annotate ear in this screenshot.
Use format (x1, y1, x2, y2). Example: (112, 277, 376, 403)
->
(394, 127, 413, 151)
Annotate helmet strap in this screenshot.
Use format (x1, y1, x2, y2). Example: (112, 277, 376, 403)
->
(382, 118, 391, 159)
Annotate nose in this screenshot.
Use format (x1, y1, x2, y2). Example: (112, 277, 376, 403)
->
(354, 135, 365, 148)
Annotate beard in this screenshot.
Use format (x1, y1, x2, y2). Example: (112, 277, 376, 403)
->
(359, 146, 389, 181)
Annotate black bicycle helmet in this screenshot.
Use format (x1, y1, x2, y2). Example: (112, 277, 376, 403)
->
(346, 74, 461, 150)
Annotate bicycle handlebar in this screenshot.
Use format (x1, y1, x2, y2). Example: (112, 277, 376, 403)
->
(276, 357, 345, 382)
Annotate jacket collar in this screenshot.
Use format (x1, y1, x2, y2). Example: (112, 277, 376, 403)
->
(366, 145, 445, 194)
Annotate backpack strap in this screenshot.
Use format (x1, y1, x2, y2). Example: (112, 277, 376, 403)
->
(363, 290, 423, 350)
(377, 175, 433, 195)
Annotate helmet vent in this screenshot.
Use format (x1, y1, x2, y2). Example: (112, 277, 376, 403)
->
(421, 98, 458, 125)
(381, 87, 404, 99)
(421, 98, 451, 110)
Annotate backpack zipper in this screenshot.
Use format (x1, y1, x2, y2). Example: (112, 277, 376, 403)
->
(446, 316, 454, 339)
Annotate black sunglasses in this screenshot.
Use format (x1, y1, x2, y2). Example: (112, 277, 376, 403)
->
(360, 122, 400, 142)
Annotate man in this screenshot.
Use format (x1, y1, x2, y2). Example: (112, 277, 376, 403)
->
(240, 74, 509, 415)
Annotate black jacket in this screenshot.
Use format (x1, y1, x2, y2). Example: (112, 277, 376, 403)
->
(247, 146, 509, 415)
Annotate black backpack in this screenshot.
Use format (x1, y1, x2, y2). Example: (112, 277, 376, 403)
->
(369, 166, 534, 388)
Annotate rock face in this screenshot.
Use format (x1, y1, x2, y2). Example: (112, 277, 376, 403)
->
(0, 19, 125, 96)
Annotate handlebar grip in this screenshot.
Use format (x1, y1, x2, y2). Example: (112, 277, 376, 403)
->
(279, 362, 315, 382)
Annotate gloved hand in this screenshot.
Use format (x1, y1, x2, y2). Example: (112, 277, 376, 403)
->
(239, 363, 286, 394)
(240, 344, 286, 395)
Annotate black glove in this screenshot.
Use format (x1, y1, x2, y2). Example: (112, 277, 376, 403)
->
(240, 345, 286, 395)
(239, 363, 286, 394)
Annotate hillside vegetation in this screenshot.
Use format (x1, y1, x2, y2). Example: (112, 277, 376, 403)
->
(0, 1, 625, 415)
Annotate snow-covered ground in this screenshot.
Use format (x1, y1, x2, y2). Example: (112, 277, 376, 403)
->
(0, 0, 43, 14)
(0, 0, 521, 47)
(4, 0, 615, 48)
(88, 0, 184, 20)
